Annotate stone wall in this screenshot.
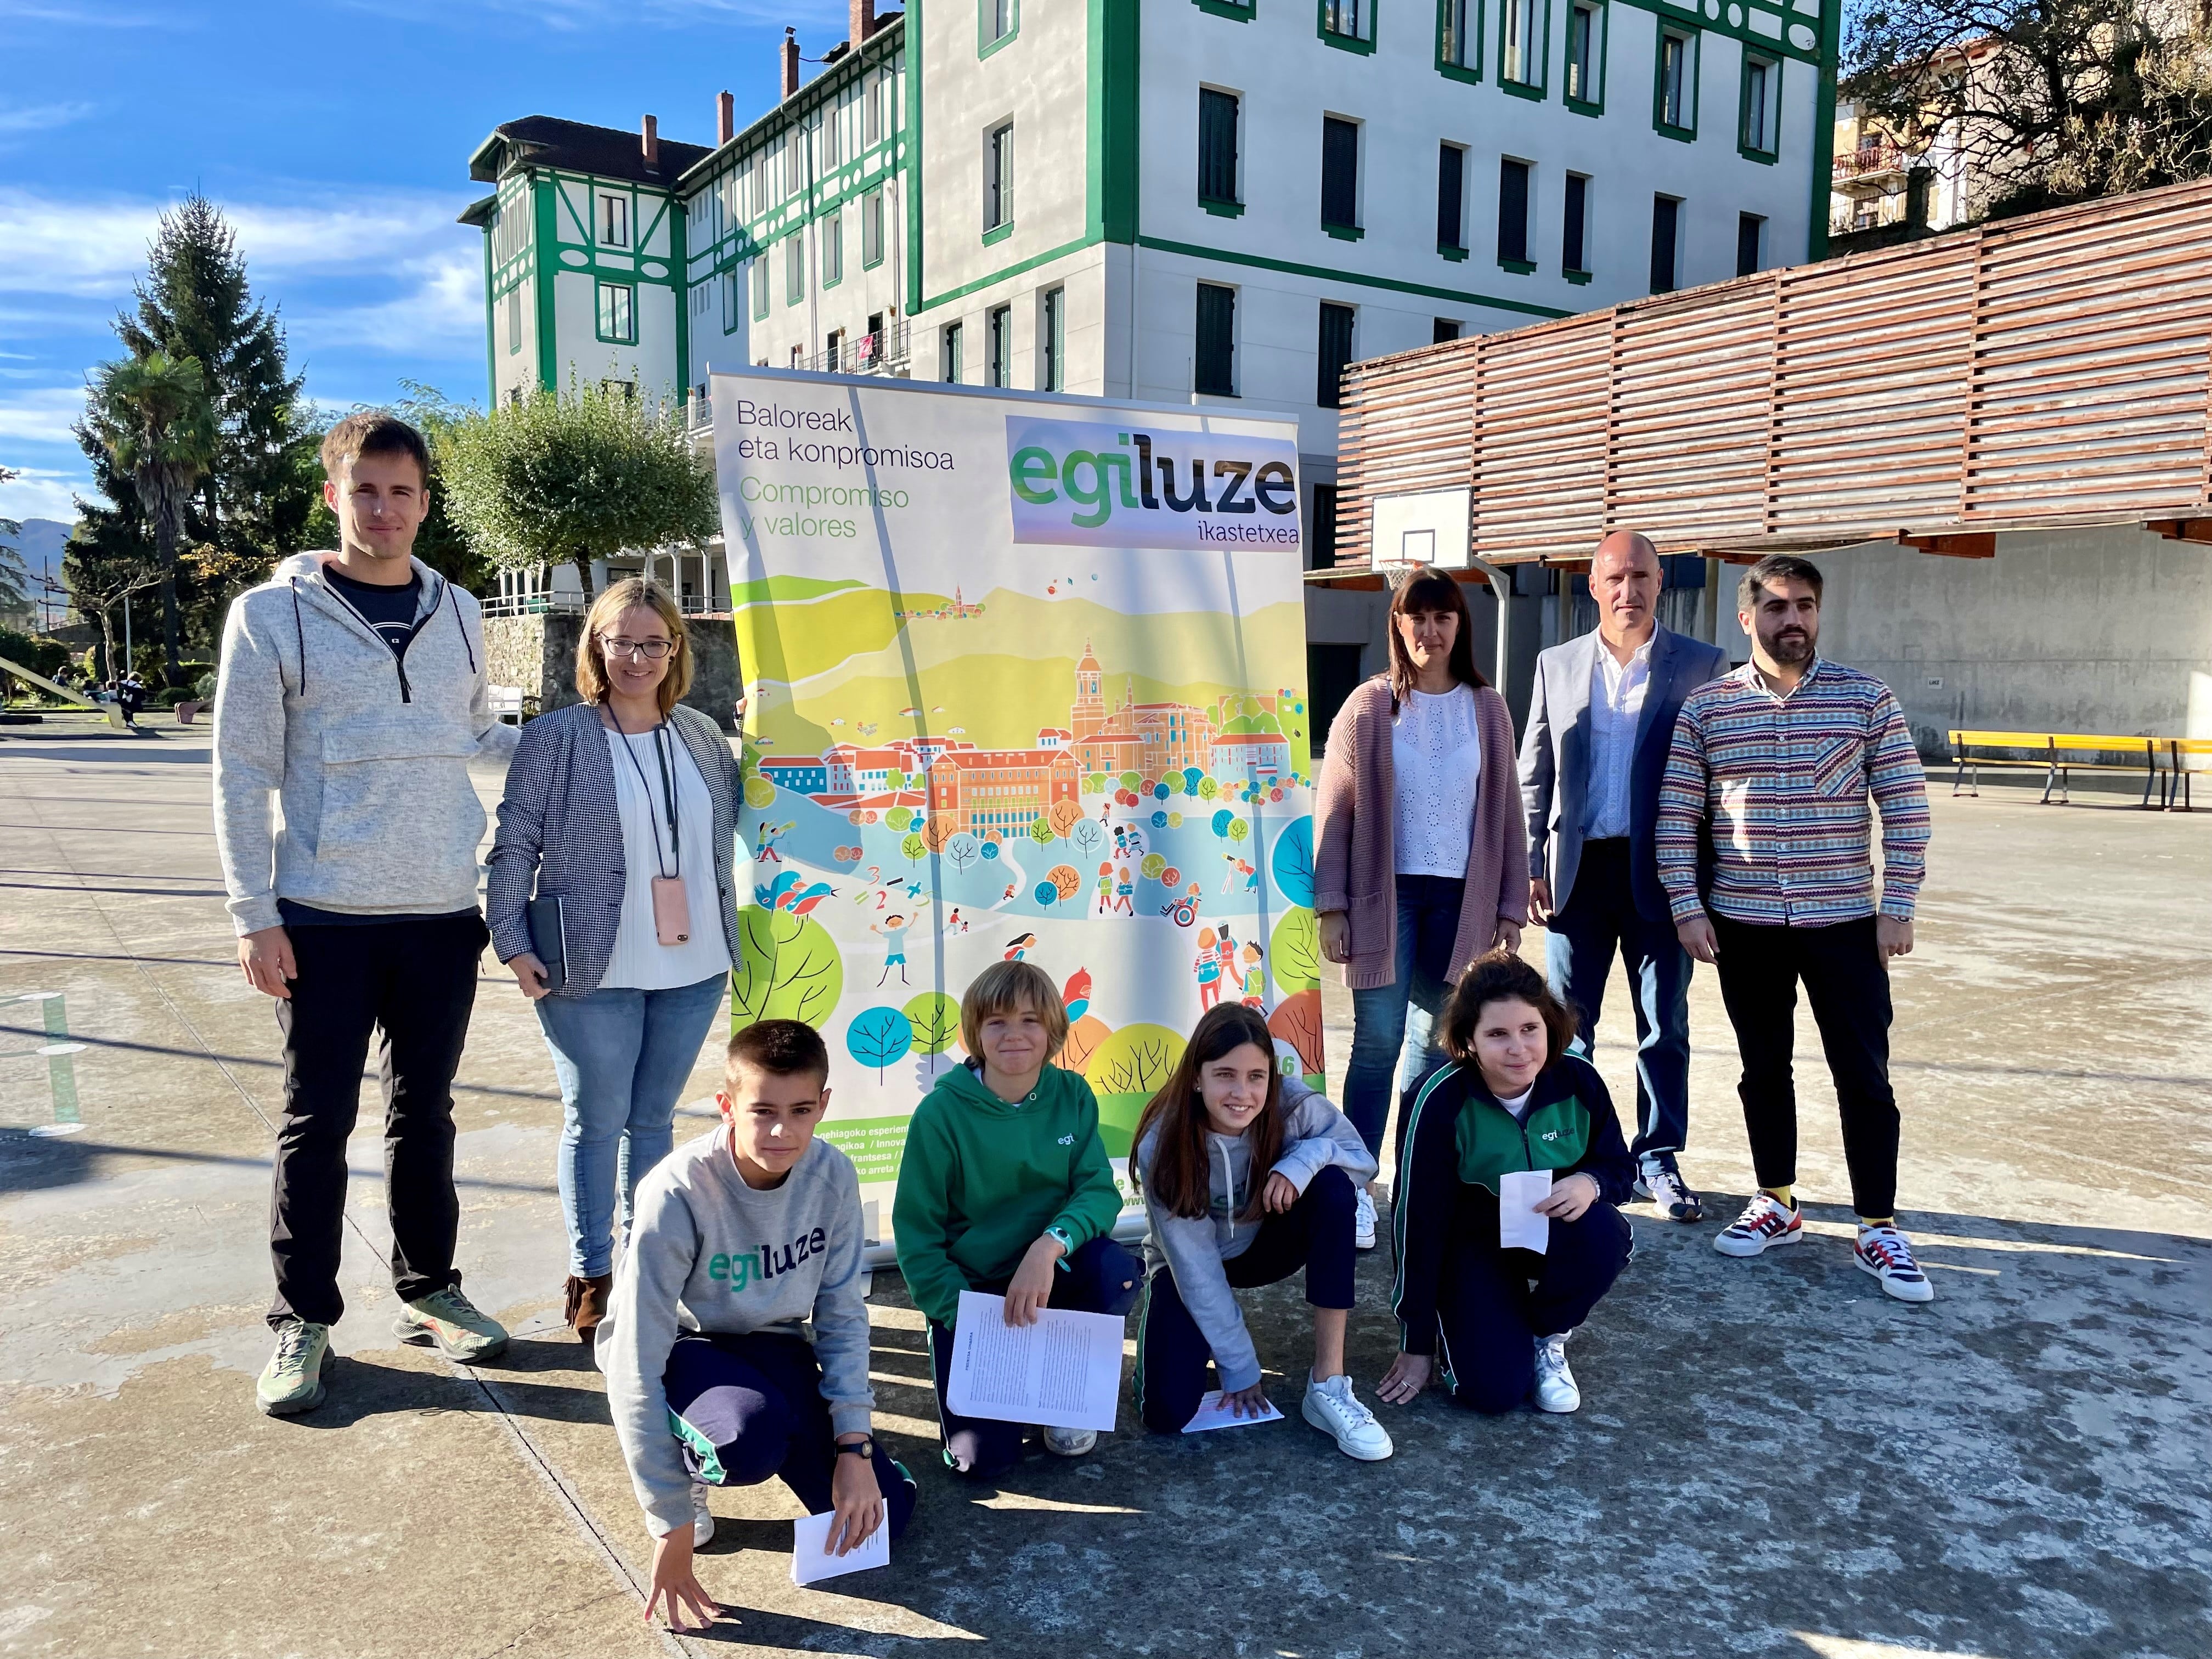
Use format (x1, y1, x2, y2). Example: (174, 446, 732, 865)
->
(482, 613, 740, 730)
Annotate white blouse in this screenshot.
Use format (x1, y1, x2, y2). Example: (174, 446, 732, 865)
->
(1391, 684, 1484, 879)
(601, 724, 732, 991)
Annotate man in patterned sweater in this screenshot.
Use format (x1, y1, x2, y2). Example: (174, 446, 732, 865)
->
(1655, 554, 1936, 1303)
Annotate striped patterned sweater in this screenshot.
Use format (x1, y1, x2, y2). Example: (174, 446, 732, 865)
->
(1656, 657, 1930, 927)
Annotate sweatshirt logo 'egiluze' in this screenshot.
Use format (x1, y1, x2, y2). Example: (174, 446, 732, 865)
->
(705, 1225, 828, 1294)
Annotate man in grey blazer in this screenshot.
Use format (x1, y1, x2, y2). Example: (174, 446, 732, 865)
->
(1517, 531, 1731, 1222)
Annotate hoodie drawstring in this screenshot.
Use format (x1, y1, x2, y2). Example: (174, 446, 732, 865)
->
(289, 582, 308, 695)
(444, 580, 476, 673)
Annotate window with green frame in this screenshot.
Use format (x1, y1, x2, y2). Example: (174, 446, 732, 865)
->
(1654, 27, 1697, 140)
(861, 188, 885, 267)
(980, 0, 1019, 56)
(1739, 50, 1780, 161)
(1199, 87, 1242, 213)
(1320, 0, 1375, 54)
(1437, 0, 1480, 79)
(752, 255, 769, 320)
(594, 280, 635, 344)
(823, 208, 844, 287)
(1193, 0, 1255, 18)
(785, 235, 804, 306)
(720, 269, 738, 334)
(1498, 0, 1546, 97)
(1564, 0, 1604, 112)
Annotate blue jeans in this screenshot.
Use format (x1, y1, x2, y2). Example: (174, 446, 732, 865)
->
(1543, 838, 1694, 1164)
(536, 970, 729, 1277)
(1344, 874, 1464, 1166)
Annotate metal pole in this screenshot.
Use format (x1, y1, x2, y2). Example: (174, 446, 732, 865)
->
(122, 596, 132, 678)
(1465, 555, 1513, 693)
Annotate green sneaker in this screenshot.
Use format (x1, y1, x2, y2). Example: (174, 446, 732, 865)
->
(257, 1319, 334, 1416)
(392, 1285, 509, 1362)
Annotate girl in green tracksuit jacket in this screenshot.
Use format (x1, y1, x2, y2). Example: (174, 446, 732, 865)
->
(1376, 952, 1635, 1418)
(893, 960, 1145, 1480)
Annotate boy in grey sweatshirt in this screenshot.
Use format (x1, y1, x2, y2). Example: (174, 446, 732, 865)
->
(601, 1020, 916, 1633)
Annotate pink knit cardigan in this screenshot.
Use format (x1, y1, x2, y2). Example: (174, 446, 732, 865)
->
(1312, 676, 1528, 992)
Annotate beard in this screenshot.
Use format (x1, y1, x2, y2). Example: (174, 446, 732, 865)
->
(1764, 626, 1814, 664)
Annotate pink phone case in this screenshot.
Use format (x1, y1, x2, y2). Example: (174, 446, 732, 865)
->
(651, 876, 690, 944)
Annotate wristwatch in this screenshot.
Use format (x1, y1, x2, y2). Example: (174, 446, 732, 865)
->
(836, 1436, 876, 1460)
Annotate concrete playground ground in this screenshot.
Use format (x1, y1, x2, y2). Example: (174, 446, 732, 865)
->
(0, 718, 2207, 1659)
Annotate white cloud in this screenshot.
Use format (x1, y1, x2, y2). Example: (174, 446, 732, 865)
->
(0, 101, 98, 135)
(0, 385, 86, 447)
(0, 466, 84, 524)
(290, 246, 486, 354)
(0, 186, 471, 299)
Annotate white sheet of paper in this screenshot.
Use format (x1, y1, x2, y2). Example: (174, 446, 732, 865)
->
(789, 1510, 890, 1585)
(1498, 1170, 1554, 1254)
(1181, 1389, 1286, 1434)
(944, 1289, 1124, 1432)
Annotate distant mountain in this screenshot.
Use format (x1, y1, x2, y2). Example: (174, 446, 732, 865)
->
(8, 519, 76, 587)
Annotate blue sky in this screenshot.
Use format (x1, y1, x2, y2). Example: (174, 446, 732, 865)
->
(0, 0, 856, 526)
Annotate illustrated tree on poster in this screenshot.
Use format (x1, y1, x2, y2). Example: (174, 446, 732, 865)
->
(945, 833, 981, 874)
(1268, 990, 1325, 1079)
(1069, 816, 1107, 863)
(901, 831, 926, 867)
(886, 806, 913, 833)
(846, 1006, 915, 1082)
(902, 991, 960, 1057)
(1269, 907, 1321, 995)
(1047, 798, 1085, 840)
(1089, 1024, 1187, 1099)
(733, 910, 845, 1028)
(1028, 816, 1055, 848)
(1271, 817, 1316, 909)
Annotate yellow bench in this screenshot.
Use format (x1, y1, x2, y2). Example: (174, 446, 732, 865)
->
(2163, 737, 2212, 811)
(1948, 730, 2170, 809)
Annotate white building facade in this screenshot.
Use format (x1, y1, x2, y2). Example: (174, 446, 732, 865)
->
(464, 0, 1837, 577)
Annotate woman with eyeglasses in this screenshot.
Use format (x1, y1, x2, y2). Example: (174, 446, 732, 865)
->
(488, 577, 741, 1342)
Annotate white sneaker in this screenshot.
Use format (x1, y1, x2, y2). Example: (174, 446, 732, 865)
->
(1353, 1189, 1378, 1251)
(690, 1482, 715, 1547)
(1713, 1191, 1803, 1257)
(1532, 1334, 1581, 1413)
(1042, 1424, 1098, 1457)
(1301, 1372, 1394, 1460)
(1855, 1224, 1936, 1303)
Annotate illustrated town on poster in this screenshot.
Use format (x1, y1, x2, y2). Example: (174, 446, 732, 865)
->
(730, 556, 1322, 1197)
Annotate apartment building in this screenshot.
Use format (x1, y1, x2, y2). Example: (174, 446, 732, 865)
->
(462, 0, 1837, 571)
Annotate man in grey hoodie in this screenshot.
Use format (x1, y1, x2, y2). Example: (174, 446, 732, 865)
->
(213, 412, 518, 1417)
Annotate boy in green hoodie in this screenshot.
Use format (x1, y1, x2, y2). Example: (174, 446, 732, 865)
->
(894, 960, 1143, 1478)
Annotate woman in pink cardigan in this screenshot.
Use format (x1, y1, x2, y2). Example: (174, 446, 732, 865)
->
(1314, 565, 1528, 1248)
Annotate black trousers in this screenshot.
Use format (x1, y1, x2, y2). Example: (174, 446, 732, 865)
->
(1436, 1204, 1631, 1415)
(1710, 913, 1900, 1220)
(925, 1236, 1146, 1481)
(268, 912, 488, 1329)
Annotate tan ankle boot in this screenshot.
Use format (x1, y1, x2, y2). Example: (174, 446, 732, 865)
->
(563, 1273, 614, 1338)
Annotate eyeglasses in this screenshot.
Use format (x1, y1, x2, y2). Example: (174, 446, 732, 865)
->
(601, 636, 676, 661)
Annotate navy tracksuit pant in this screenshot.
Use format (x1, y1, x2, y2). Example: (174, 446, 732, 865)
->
(664, 1330, 917, 1537)
(1136, 1165, 1358, 1433)
(925, 1235, 1147, 1481)
(1435, 1203, 1630, 1415)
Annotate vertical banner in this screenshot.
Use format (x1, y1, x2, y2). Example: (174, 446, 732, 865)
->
(714, 370, 1320, 1236)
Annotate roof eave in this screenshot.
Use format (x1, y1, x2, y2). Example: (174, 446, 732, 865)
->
(673, 12, 905, 193)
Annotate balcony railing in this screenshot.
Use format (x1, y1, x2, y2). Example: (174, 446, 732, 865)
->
(1834, 142, 1912, 183)
(793, 319, 912, 377)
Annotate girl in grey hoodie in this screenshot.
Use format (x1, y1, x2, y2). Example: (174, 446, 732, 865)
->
(1130, 1004, 1392, 1459)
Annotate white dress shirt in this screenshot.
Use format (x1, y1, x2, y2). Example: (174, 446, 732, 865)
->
(1583, 636, 1653, 842)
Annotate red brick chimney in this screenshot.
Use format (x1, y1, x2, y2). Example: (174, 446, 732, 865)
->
(716, 90, 735, 146)
(781, 28, 800, 100)
(850, 0, 876, 43)
(641, 113, 659, 166)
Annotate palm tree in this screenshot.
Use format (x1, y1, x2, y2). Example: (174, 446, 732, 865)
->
(83, 351, 217, 681)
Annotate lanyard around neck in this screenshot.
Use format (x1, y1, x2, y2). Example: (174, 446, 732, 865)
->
(610, 712, 680, 878)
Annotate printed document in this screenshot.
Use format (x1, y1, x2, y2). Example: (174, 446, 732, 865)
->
(790, 1511, 890, 1585)
(944, 1289, 1124, 1432)
(1498, 1170, 1554, 1254)
(1182, 1389, 1286, 1434)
